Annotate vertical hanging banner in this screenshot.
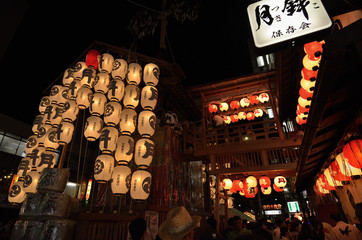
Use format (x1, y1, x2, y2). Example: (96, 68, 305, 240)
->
(247, 0, 332, 48)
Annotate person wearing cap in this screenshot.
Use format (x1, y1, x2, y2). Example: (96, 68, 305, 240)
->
(158, 206, 201, 240)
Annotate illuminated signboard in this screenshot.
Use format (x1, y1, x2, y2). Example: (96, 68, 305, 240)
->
(247, 0, 332, 48)
(287, 201, 300, 213)
(264, 210, 282, 215)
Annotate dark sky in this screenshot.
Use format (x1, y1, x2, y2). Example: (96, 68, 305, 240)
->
(0, 0, 255, 124)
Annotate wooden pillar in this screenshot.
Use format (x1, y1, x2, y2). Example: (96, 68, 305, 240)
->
(261, 149, 269, 166)
(215, 174, 220, 232)
(267, 82, 285, 140)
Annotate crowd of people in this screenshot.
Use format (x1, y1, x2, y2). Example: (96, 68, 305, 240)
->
(128, 204, 362, 240)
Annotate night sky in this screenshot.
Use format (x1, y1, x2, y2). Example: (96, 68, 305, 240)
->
(0, 0, 254, 124)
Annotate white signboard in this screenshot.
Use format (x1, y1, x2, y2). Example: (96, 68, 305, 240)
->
(264, 210, 282, 215)
(247, 0, 332, 48)
(287, 201, 300, 213)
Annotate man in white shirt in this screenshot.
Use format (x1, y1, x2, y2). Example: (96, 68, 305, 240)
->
(330, 213, 362, 240)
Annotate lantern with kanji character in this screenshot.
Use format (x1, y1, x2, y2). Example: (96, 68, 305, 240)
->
(57, 121, 74, 145)
(273, 183, 284, 192)
(259, 93, 269, 103)
(8, 181, 26, 205)
(104, 101, 122, 126)
(25, 135, 38, 155)
(68, 80, 82, 100)
(238, 112, 246, 120)
(84, 116, 103, 141)
(37, 125, 51, 147)
(39, 96, 51, 114)
(343, 139, 362, 169)
(49, 105, 64, 127)
(274, 176, 287, 188)
(230, 114, 238, 123)
(98, 53, 114, 74)
(23, 170, 41, 193)
(85, 49, 100, 69)
(246, 112, 255, 121)
(141, 86, 158, 110)
(17, 158, 31, 178)
(135, 138, 154, 167)
(90, 93, 107, 116)
(224, 116, 231, 124)
(44, 127, 59, 151)
(259, 176, 271, 188)
(245, 176, 257, 187)
(222, 178, 232, 190)
(94, 154, 114, 182)
(123, 84, 140, 109)
(62, 68, 75, 86)
(244, 183, 258, 198)
(143, 63, 160, 86)
(127, 63, 142, 85)
(138, 110, 156, 138)
(73, 61, 87, 80)
(76, 87, 93, 109)
(209, 104, 218, 114)
(250, 95, 259, 105)
(230, 101, 240, 110)
(112, 58, 128, 80)
(240, 98, 250, 108)
(254, 109, 263, 117)
(230, 180, 242, 193)
(94, 72, 110, 94)
(32, 115, 43, 134)
(115, 135, 134, 164)
(119, 109, 137, 135)
(99, 126, 119, 153)
(81, 67, 96, 88)
(329, 160, 351, 182)
(49, 85, 62, 104)
(336, 152, 362, 177)
(107, 79, 125, 102)
(318, 174, 335, 191)
(323, 168, 343, 187)
(111, 165, 131, 195)
(62, 100, 79, 122)
(130, 170, 152, 200)
(219, 102, 229, 112)
(261, 186, 272, 195)
(36, 150, 56, 172)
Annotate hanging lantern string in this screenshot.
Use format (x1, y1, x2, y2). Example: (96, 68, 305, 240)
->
(204, 90, 271, 108)
(76, 111, 86, 185)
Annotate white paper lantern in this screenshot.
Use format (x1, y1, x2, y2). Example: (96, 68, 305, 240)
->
(259, 93, 269, 103)
(62, 68, 75, 86)
(76, 87, 93, 109)
(300, 78, 316, 92)
(119, 108, 137, 135)
(323, 168, 343, 187)
(25, 135, 39, 155)
(73, 61, 87, 80)
(8, 181, 26, 205)
(138, 110, 156, 138)
(111, 165, 131, 195)
(57, 86, 69, 106)
(39, 96, 51, 114)
(261, 186, 272, 195)
(84, 116, 103, 141)
(141, 86, 158, 110)
(41, 104, 56, 125)
(98, 53, 114, 73)
(240, 98, 250, 108)
(37, 125, 52, 147)
(90, 93, 107, 116)
(143, 63, 160, 86)
(222, 178, 232, 190)
(28, 146, 45, 168)
(62, 100, 79, 122)
(23, 170, 41, 193)
(219, 102, 229, 112)
(130, 170, 152, 200)
(99, 126, 119, 153)
(49, 105, 64, 127)
(57, 121, 74, 145)
(238, 112, 247, 120)
(107, 79, 125, 102)
(254, 109, 263, 117)
(44, 127, 59, 150)
(104, 101, 122, 126)
(81, 67, 96, 88)
(68, 80, 82, 100)
(246, 176, 257, 187)
(36, 150, 56, 172)
(274, 176, 287, 188)
(32, 115, 43, 134)
(298, 96, 311, 109)
(336, 153, 362, 176)
(94, 72, 110, 94)
(123, 84, 140, 109)
(49, 85, 62, 104)
(112, 58, 128, 80)
(94, 154, 114, 182)
(17, 157, 31, 178)
(127, 63, 142, 85)
(115, 135, 134, 164)
(135, 138, 154, 167)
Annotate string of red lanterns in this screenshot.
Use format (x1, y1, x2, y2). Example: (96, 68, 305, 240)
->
(296, 41, 325, 125)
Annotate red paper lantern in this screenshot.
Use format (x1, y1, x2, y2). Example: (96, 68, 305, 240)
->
(230, 101, 240, 110)
(329, 161, 351, 182)
(301, 68, 318, 81)
(230, 114, 239, 123)
(273, 183, 283, 192)
(243, 183, 258, 198)
(259, 176, 271, 188)
(299, 87, 313, 100)
(250, 95, 259, 105)
(246, 112, 255, 121)
(297, 104, 310, 114)
(343, 139, 362, 169)
(85, 49, 100, 69)
(296, 116, 307, 125)
(230, 180, 243, 193)
(209, 104, 218, 114)
(318, 174, 335, 191)
(304, 41, 324, 60)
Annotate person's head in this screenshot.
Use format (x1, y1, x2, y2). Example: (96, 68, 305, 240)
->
(232, 216, 242, 231)
(280, 227, 288, 237)
(228, 217, 235, 228)
(129, 217, 147, 240)
(158, 206, 201, 240)
(206, 217, 217, 230)
(275, 218, 282, 228)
